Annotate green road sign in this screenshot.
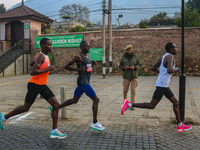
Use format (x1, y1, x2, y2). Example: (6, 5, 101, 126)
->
(88, 48, 102, 61)
(35, 35, 83, 48)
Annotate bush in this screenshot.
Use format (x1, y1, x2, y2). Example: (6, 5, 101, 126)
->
(139, 22, 149, 28)
(70, 26, 86, 32)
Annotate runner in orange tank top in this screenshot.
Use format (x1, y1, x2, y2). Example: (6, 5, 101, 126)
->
(29, 51, 50, 85)
(0, 38, 67, 139)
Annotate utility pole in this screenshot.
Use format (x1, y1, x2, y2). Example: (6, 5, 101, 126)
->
(102, 0, 106, 79)
(22, 0, 24, 5)
(179, 0, 186, 121)
(109, 0, 112, 76)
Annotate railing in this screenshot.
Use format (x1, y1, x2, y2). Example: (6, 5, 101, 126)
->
(0, 39, 31, 74)
(0, 42, 2, 51)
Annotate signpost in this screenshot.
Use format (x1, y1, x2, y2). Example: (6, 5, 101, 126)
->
(24, 22, 30, 39)
(35, 34, 83, 48)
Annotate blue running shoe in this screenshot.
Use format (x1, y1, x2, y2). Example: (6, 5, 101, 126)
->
(0, 113, 6, 129)
(50, 130, 67, 139)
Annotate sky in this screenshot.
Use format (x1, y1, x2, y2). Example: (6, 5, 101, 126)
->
(1, 0, 189, 25)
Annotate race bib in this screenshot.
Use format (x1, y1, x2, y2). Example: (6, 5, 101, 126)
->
(86, 64, 92, 72)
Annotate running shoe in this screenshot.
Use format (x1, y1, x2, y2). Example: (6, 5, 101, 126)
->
(123, 99, 127, 104)
(90, 122, 105, 131)
(177, 124, 192, 132)
(120, 99, 131, 115)
(50, 105, 52, 118)
(0, 113, 6, 130)
(50, 130, 67, 139)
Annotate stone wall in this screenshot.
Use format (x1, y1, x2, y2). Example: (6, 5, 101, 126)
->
(34, 27, 200, 76)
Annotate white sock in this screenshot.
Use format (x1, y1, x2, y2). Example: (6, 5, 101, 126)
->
(2, 115, 6, 121)
(52, 128, 58, 132)
(178, 122, 183, 127)
(128, 103, 132, 108)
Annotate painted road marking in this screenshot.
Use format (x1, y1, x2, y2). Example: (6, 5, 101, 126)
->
(0, 81, 20, 86)
(8, 112, 33, 124)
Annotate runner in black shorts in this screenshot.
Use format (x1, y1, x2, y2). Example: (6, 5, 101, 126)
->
(0, 38, 67, 139)
(25, 83, 55, 104)
(153, 87, 174, 102)
(120, 43, 192, 132)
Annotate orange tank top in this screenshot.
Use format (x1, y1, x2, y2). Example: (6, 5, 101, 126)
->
(29, 52, 50, 85)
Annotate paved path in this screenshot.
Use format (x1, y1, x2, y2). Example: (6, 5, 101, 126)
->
(0, 74, 200, 149)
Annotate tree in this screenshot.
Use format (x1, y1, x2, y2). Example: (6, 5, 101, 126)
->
(151, 12, 168, 20)
(0, 3, 6, 14)
(59, 3, 89, 22)
(186, 0, 200, 13)
(175, 8, 200, 27)
(140, 12, 176, 26)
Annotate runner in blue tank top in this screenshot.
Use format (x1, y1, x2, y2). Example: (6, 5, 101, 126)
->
(120, 43, 192, 132)
(60, 41, 105, 131)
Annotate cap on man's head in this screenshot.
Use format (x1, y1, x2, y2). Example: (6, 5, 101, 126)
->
(125, 45, 132, 51)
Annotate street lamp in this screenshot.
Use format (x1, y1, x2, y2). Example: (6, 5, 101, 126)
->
(179, 0, 185, 121)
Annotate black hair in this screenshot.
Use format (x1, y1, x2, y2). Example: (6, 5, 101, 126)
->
(165, 42, 175, 52)
(40, 38, 50, 46)
(80, 41, 87, 47)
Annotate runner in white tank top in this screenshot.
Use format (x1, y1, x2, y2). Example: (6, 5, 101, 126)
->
(120, 43, 192, 132)
(155, 52, 175, 87)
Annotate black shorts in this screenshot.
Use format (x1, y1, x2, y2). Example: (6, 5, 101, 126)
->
(153, 87, 174, 101)
(25, 83, 55, 104)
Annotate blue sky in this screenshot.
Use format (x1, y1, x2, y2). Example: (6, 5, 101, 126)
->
(1, 0, 188, 25)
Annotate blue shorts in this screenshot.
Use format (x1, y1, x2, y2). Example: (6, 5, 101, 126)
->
(74, 83, 96, 99)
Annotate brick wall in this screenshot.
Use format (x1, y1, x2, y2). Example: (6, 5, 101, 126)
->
(34, 27, 200, 76)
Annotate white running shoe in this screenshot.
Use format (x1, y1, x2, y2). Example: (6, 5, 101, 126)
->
(90, 122, 105, 131)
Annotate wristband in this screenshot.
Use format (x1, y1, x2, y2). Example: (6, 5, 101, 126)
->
(177, 67, 181, 72)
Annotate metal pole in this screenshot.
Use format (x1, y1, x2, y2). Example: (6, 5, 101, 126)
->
(102, 0, 106, 79)
(26, 54, 28, 74)
(179, 0, 186, 122)
(60, 86, 66, 119)
(109, 0, 112, 77)
(22, 54, 24, 74)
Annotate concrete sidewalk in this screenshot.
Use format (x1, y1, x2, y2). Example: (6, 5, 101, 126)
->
(0, 74, 200, 149)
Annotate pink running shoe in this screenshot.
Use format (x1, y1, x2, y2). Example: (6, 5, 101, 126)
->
(121, 99, 131, 115)
(177, 124, 192, 132)
(123, 99, 127, 104)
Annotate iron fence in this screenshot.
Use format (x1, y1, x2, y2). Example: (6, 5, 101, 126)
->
(0, 39, 31, 74)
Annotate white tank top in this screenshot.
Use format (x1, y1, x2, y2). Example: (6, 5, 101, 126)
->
(155, 53, 175, 87)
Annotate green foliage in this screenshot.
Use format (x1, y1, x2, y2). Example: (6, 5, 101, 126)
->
(41, 23, 51, 34)
(141, 12, 176, 26)
(175, 8, 200, 27)
(59, 3, 89, 22)
(122, 23, 129, 29)
(151, 12, 168, 20)
(62, 15, 71, 19)
(139, 22, 148, 28)
(0, 3, 6, 14)
(186, 0, 200, 13)
(69, 26, 86, 32)
(88, 23, 96, 27)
